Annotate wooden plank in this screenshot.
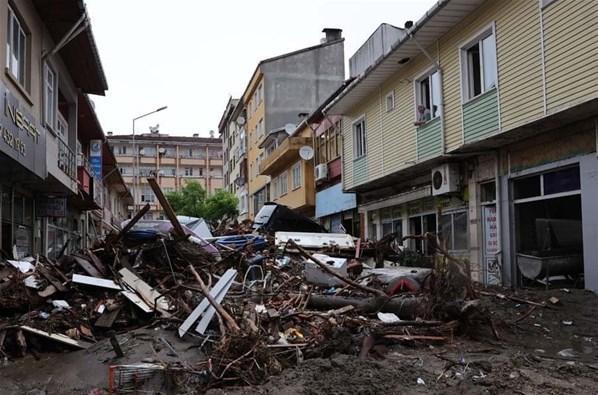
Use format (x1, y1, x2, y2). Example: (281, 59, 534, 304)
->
(113, 203, 151, 243)
(121, 290, 153, 313)
(20, 325, 92, 349)
(86, 249, 108, 276)
(195, 270, 237, 334)
(147, 177, 186, 237)
(119, 268, 172, 315)
(36, 265, 67, 292)
(178, 269, 237, 337)
(95, 307, 122, 328)
(72, 274, 122, 290)
(72, 255, 102, 277)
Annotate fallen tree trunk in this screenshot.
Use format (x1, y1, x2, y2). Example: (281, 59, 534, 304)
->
(302, 294, 426, 320)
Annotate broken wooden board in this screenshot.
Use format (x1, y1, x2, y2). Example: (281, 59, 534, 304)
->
(72, 274, 122, 290)
(178, 269, 237, 337)
(95, 307, 122, 328)
(121, 290, 153, 313)
(72, 255, 102, 277)
(195, 269, 237, 335)
(119, 268, 172, 316)
(86, 249, 108, 276)
(20, 325, 92, 349)
(37, 265, 67, 292)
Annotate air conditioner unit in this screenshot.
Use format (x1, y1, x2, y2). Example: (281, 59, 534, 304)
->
(158, 147, 166, 154)
(315, 163, 328, 182)
(431, 163, 460, 196)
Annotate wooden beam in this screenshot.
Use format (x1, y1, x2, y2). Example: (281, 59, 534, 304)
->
(113, 203, 151, 242)
(147, 177, 185, 237)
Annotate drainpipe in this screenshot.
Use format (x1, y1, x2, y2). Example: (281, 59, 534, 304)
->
(494, 150, 504, 286)
(408, 34, 446, 155)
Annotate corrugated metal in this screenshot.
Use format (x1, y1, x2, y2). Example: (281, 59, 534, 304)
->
(544, 0, 598, 113)
(463, 88, 499, 144)
(417, 117, 442, 160)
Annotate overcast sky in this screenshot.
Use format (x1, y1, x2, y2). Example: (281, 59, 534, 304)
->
(86, 0, 436, 137)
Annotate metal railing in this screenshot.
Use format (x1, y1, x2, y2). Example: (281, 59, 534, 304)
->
(57, 138, 76, 179)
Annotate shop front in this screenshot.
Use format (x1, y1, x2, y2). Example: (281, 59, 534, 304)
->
(315, 183, 358, 235)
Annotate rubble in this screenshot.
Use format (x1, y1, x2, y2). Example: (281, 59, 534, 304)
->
(2, 184, 586, 394)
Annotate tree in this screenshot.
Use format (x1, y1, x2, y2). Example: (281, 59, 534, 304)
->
(165, 181, 239, 228)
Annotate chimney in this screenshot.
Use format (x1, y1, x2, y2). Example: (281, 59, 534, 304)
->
(193, 133, 199, 137)
(322, 28, 342, 43)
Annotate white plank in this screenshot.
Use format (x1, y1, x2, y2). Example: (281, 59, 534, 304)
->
(195, 272, 236, 334)
(121, 290, 153, 313)
(178, 269, 237, 337)
(72, 274, 122, 290)
(119, 268, 172, 315)
(20, 325, 92, 349)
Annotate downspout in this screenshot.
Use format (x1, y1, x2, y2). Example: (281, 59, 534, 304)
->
(494, 150, 504, 286)
(408, 33, 446, 155)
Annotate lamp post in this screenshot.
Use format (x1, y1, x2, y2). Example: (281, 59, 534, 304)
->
(131, 106, 167, 211)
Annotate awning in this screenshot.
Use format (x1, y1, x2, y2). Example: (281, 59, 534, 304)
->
(358, 186, 431, 213)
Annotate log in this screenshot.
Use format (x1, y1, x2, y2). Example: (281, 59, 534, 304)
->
(303, 294, 426, 320)
(111, 203, 150, 243)
(148, 177, 186, 237)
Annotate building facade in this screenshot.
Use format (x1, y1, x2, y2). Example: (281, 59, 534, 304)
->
(108, 131, 224, 220)
(219, 98, 249, 220)
(0, 0, 129, 259)
(327, 0, 598, 291)
(221, 28, 346, 219)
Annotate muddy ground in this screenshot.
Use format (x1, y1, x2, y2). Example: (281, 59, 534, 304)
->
(1, 287, 598, 394)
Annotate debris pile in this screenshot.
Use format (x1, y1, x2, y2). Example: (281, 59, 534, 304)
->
(0, 181, 492, 393)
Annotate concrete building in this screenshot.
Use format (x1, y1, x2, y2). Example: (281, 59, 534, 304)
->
(219, 98, 249, 220)
(108, 131, 224, 220)
(327, 0, 598, 291)
(223, 28, 346, 219)
(0, 0, 130, 259)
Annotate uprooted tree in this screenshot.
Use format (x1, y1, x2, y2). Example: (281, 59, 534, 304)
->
(165, 181, 239, 228)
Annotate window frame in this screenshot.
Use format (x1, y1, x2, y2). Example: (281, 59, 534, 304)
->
(414, 67, 442, 124)
(385, 90, 395, 112)
(43, 62, 58, 132)
(352, 115, 366, 159)
(459, 23, 498, 103)
(6, 5, 28, 88)
(291, 161, 301, 190)
(279, 170, 288, 196)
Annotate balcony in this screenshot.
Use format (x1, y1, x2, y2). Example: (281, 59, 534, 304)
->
(259, 137, 312, 176)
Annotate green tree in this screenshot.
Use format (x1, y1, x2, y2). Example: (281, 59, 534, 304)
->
(165, 181, 238, 228)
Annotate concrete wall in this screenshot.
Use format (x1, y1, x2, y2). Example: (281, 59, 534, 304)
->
(262, 40, 345, 134)
(349, 23, 405, 78)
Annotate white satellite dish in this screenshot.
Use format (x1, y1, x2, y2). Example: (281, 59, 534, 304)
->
(299, 145, 314, 160)
(236, 116, 246, 126)
(284, 123, 296, 135)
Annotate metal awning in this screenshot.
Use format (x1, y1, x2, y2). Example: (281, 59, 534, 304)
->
(326, 0, 485, 115)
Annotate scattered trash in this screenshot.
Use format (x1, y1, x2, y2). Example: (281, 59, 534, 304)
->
(377, 312, 402, 323)
(549, 296, 560, 305)
(417, 377, 426, 385)
(562, 320, 573, 326)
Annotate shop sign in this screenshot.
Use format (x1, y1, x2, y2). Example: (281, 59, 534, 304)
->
(0, 82, 46, 178)
(36, 197, 67, 217)
(483, 205, 501, 285)
(89, 139, 102, 179)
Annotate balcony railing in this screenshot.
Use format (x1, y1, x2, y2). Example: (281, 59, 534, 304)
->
(259, 137, 312, 176)
(57, 138, 76, 179)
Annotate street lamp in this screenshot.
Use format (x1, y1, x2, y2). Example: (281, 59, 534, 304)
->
(131, 105, 167, 210)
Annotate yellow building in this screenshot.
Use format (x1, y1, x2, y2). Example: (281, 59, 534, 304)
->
(327, 0, 598, 290)
(231, 28, 346, 219)
(108, 131, 223, 220)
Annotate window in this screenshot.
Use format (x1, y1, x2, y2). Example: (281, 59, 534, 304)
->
(117, 145, 128, 155)
(184, 167, 193, 176)
(416, 70, 441, 123)
(386, 90, 395, 112)
(6, 6, 27, 86)
(258, 118, 264, 137)
(439, 211, 468, 251)
(141, 187, 155, 203)
(292, 162, 301, 189)
(56, 112, 68, 143)
(513, 166, 580, 201)
(480, 181, 496, 203)
(353, 117, 366, 158)
(43, 63, 57, 129)
(279, 171, 288, 196)
(462, 29, 497, 100)
(253, 187, 267, 213)
(315, 119, 342, 165)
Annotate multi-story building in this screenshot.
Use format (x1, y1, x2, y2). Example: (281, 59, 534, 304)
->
(327, 0, 598, 291)
(227, 28, 345, 219)
(108, 131, 224, 220)
(0, 0, 130, 259)
(219, 98, 249, 220)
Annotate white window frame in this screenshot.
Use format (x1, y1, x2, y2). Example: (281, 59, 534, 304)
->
(385, 90, 395, 112)
(352, 115, 366, 159)
(184, 167, 192, 177)
(414, 67, 442, 123)
(279, 171, 288, 196)
(43, 62, 58, 131)
(291, 161, 301, 190)
(6, 6, 27, 86)
(56, 111, 68, 144)
(459, 23, 497, 103)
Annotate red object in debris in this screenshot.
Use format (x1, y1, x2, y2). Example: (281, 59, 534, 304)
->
(386, 276, 421, 295)
(78, 166, 91, 194)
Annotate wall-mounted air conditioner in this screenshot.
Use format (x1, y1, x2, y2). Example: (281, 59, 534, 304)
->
(315, 163, 328, 182)
(431, 163, 460, 196)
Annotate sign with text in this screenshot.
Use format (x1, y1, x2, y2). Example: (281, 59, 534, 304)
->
(0, 81, 46, 178)
(36, 197, 67, 217)
(89, 139, 102, 179)
(483, 205, 501, 285)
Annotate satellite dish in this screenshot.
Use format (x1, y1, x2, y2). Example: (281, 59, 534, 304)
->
(284, 123, 296, 135)
(236, 116, 246, 126)
(299, 145, 314, 160)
